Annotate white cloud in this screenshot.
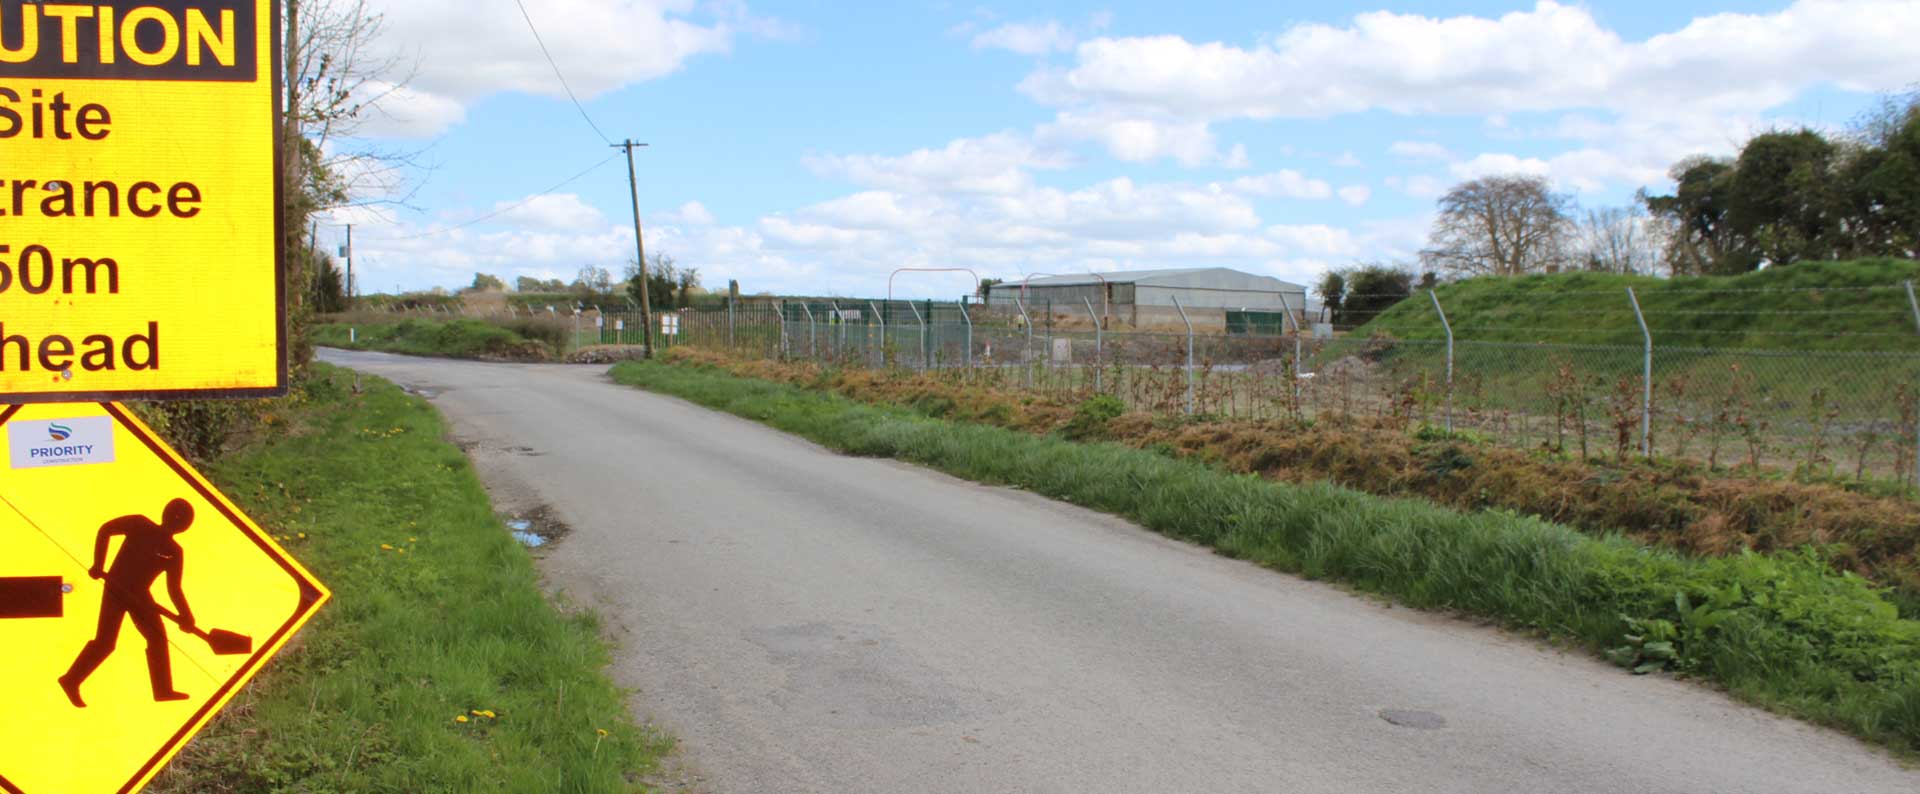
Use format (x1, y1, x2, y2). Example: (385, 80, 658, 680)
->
(357, 0, 781, 138)
(972, 21, 1077, 55)
(492, 193, 608, 231)
(1389, 140, 1453, 161)
(806, 132, 1067, 195)
(1019, 1, 1918, 121)
(1007, 1, 1918, 193)
(1386, 175, 1447, 199)
(1223, 170, 1333, 200)
(1038, 111, 1230, 167)
(1338, 185, 1371, 206)
(664, 201, 716, 226)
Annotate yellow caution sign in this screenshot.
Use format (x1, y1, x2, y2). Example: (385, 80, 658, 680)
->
(0, 401, 327, 794)
(0, 0, 284, 402)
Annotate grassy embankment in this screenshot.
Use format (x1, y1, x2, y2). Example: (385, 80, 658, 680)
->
(314, 317, 562, 361)
(1333, 259, 1920, 416)
(1360, 258, 1920, 350)
(152, 364, 667, 792)
(612, 356, 1920, 756)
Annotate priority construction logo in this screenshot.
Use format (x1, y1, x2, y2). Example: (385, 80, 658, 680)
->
(8, 415, 114, 469)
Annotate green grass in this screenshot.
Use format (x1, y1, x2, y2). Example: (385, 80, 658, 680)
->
(1357, 258, 1920, 350)
(612, 358, 1920, 757)
(151, 365, 667, 793)
(314, 318, 560, 361)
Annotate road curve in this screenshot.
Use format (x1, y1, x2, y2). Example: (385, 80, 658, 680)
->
(321, 348, 1917, 794)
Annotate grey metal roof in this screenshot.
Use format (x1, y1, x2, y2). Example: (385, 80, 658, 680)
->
(1017, 267, 1304, 289)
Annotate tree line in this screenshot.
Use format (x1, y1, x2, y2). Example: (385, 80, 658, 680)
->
(1416, 92, 1919, 280)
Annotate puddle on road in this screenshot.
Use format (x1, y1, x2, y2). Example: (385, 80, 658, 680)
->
(500, 505, 570, 550)
(507, 520, 546, 548)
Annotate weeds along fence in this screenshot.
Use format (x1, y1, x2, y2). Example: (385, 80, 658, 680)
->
(367, 286, 1920, 485)
(635, 286, 1920, 486)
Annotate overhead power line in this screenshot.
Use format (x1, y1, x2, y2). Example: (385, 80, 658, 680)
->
(365, 153, 622, 241)
(513, 0, 613, 145)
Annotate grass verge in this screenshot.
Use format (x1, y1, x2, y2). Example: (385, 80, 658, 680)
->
(314, 318, 560, 361)
(151, 364, 666, 792)
(1357, 258, 1920, 350)
(611, 357, 1920, 757)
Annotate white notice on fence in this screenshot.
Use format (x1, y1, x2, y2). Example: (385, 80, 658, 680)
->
(1052, 338, 1072, 363)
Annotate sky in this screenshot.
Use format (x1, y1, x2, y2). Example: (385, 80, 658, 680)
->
(319, 0, 1920, 300)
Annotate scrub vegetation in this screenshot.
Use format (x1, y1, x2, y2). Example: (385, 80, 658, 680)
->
(613, 354, 1920, 756)
(313, 318, 562, 362)
(150, 365, 666, 792)
(644, 348, 1920, 611)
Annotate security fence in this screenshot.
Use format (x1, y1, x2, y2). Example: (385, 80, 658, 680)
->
(375, 286, 1920, 485)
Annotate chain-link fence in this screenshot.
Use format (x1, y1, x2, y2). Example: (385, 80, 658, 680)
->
(364, 286, 1920, 484)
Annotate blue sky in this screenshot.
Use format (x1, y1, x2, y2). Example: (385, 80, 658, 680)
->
(322, 0, 1918, 299)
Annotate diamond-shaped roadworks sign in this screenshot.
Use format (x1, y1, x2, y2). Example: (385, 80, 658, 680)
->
(0, 402, 328, 794)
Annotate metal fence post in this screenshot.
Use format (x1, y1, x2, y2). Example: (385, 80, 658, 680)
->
(801, 302, 816, 360)
(868, 301, 887, 368)
(1084, 297, 1102, 392)
(908, 301, 927, 370)
(1627, 287, 1652, 456)
(1429, 290, 1455, 433)
(1905, 281, 1920, 488)
(1172, 295, 1194, 415)
(830, 301, 844, 360)
(1276, 290, 1305, 372)
(958, 300, 973, 370)
(728, 297, 736, 350)
(1015, 297, 1034, 388)
(778, 301, 790, 360)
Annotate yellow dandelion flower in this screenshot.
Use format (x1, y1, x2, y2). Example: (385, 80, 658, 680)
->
(380, 544, 394, 551)
(409, 537, 418, 543)
(454, 715, 469, 723)
(596, 729, 609, 737)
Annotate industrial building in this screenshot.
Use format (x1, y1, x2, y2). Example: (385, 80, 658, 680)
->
(992, 268, 1310, 330)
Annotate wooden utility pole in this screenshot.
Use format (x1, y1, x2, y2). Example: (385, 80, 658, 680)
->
(615, 140, 654, 357)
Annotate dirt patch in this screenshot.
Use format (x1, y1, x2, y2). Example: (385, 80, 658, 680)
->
(569, 345, 653, 364)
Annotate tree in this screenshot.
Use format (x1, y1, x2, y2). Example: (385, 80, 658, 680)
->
(573, 265, 613, 296)
(311, 252, 347, 314)
(1420, 175, 1573, 277)
(627, 253, 689, 310)
(676, 267, 703, 308)
(1340, 264, 1415, 327)
(1727, 129, 1843, 267)
(1314, 271, 1346, 323)
(1644, 157, 1743, 275)
(468, 273, 505, 293)
(1841, 91, 1920, 258)
(978, 278, 1003, 300)
(515, 276, 564, 293)
(1577, 204, 1661, 275)
(282, 1, 413, 365)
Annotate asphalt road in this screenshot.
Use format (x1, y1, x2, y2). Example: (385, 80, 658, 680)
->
(321, 348, 1918, 794)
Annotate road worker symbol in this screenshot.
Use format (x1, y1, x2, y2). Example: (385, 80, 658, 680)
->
(0, 402, 328, 794)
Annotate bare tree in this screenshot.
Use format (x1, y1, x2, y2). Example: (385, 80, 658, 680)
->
(1420, 175, 1574, 277)
(1577, 204, 1663, 275)
(281, 0, 419, 363)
